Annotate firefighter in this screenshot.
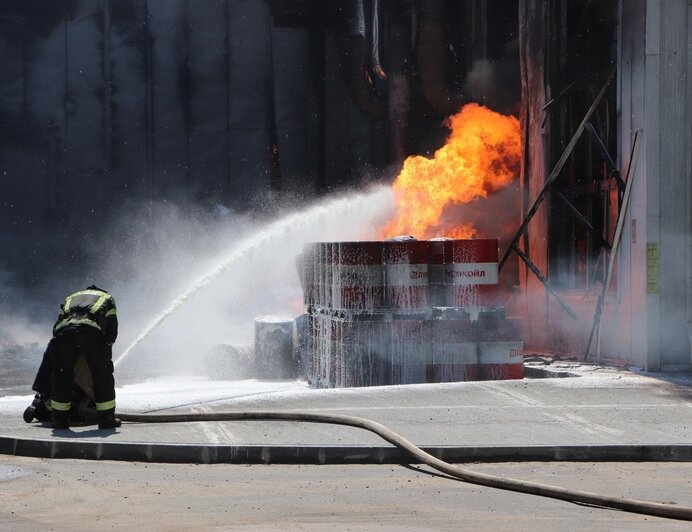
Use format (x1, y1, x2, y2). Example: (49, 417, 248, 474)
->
(50, 285, 120, 430)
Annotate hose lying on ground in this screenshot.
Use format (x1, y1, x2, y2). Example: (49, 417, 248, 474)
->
(118, 410, 692, 522)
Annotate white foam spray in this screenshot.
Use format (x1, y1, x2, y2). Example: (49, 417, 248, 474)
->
(114, 186, 394, 368)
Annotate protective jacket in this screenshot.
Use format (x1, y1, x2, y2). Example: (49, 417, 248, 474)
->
(53, 288, 118, 345)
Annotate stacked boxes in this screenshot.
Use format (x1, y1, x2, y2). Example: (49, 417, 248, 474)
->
(297, 238, 523, 388)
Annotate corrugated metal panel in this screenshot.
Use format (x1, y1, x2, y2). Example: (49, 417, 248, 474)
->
(187, 0, 231, 201)
(658, 0, 689, 367)
(643, 0, 662, 369)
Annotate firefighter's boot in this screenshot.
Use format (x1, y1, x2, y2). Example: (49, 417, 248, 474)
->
(52, 410, 70, 430)
(24, 394, 51, 423)
(23, 394, 41, 423)
(97, 408, 121, 429)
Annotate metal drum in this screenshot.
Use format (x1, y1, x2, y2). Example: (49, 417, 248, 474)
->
(384, 239, 429, 310)
(254, 316, 295, 379)
(340, 313, 391, 387)
(294, 313, 309, 378)
(321, 312, 339, 387)
(321, 242, 334, 308)
(476, 310, 523, 380)
(431, 309, 478, 382)
(390, 312, 432, 384)
(298, 239, 522, 388)
(309, 311, 330, 387)
(444, 239, 499, 309)
(310, 242, 331, 308)
(332, 241, 385, 311)
(427, 239, 449, 307)
(307, 313, 317, 385)
(300, 243, 318, 306)
(329, 316, 343, 388)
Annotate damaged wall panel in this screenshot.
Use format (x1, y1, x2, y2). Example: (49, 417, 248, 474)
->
(517, 0, 691, 369)
(517, 0, 551, 350)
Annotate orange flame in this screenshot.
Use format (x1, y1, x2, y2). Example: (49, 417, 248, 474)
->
(381, 103, 521, 239)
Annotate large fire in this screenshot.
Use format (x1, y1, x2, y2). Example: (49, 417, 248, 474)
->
(381, 103, 521, 239)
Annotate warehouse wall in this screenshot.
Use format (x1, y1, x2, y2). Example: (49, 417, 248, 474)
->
(517, 0, 690, 370)
(597, 0, 691, 370)
(0, 0, 388, 297)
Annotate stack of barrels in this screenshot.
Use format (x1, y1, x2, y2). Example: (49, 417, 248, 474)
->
(297, 238, 523, 388)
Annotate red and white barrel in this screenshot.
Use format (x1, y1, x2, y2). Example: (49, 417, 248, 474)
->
(427, 239, 448, 307)
(444, 239, 499, 309)
(431, 314, 478, 382)
(332, 242, 385, 311)
(311, 242, 332, 308)
(477, 313, 523, 380)
(384, 239, 429, 310)
(390, 314, 431, 384)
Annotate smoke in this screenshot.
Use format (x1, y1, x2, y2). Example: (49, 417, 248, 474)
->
(437, 181, 521, 242)
(0, 305, 49, 348)
(0, 184, 395, 380)
(465, 58, 521, 116)
(0, 263, 50, 350)
(98, 186, 394, 377)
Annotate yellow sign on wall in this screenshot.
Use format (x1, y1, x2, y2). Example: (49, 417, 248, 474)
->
(646, 242, 659, 294)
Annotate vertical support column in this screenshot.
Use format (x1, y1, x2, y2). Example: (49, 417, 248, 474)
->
(656, 0, 690, 369)
(644, 0, 662, 371)
(644, 0, 661, 371)
(518, 0, 551, 349)
(686, 0, 692, 364)
(641, 0, 691, 370)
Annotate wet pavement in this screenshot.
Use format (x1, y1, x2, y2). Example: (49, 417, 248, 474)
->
(0, 361, 690, 463)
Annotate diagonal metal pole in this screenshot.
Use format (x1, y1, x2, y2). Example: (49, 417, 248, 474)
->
(584, 130, 641, 361)
(514, 244, 578, 320)
(584, 121, 617, 172)
(554, 191, 612, 251)
(499, 67, 616, 272)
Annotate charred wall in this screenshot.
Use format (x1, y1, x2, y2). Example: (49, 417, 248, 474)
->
(517, 0, 621, 354)
(0, 0, 521, 299)
(518, 0, 691, 370)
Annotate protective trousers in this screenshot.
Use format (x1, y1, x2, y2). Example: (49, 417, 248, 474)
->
(50, 328, 115, 424)
(32, 339, 54, 396)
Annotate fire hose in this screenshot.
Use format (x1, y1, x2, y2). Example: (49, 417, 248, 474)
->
(117, 410, 692, 522)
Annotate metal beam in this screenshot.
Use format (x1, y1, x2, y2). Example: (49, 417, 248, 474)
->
(499, 67, 616, 272)
(514, 244, 578, 320)
(554, 191, 612, 251)
(584, 121, 617, 172)
(584, 130, 642, 360)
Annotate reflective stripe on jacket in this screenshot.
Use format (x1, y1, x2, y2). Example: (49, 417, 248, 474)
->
(53, 289, 118, 343)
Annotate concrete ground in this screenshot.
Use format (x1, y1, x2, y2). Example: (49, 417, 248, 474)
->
(0, 361, 691, 528)
(0, 362, 690, 461)
(1, 457, 691, 530)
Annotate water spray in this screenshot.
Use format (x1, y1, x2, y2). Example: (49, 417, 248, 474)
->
(114, 186, 394, 368)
